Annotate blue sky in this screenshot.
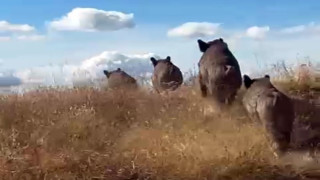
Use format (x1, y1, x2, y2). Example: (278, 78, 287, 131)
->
(2, 0, 320, 27)
(0, 0, 319, 86)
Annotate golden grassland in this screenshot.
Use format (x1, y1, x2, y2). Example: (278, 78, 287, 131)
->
(0, 65, 318, 179)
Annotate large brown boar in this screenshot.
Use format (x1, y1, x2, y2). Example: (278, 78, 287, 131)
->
(197, 38, 242, 105)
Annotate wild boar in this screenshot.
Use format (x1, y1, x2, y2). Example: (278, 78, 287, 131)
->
(197, 38, 242, 105)
(150, 56, 183, 93)
(103, 68, 138, 90)
(242, 74, 294, 156)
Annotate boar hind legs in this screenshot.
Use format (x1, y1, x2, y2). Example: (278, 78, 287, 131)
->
(199, 75, 208, 97)
(200, 82, 207, 97)
(226, 92, 236, 105)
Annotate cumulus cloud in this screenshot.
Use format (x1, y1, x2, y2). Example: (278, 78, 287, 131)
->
(17, 34, 46, 41)
(246, 26, 270, 40)
(167, 22, 220, 38)
(80, 51, 157, 77)
(0, 21, 35, 33)
(14, 51, 157, 88)
(49, 8, 135, 32)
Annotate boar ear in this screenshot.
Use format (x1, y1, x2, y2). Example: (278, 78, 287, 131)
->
(117, 68, 121, 71)
(264, 74, 270, 79)
(103, 70, 110, 78)
(219, 38, 224, 42)
(243, 75, 254, 89)
(197, 39, 209, 53)
(150, 57, 157, 67)
(166, 56, 171, 62)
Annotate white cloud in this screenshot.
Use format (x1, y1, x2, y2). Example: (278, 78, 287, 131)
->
(49, 8, 135, 32)
(14, 51, 157, 88)
(0, 21, 43, 41)
(15, 65, 77, 85)
(80, 51, 156, 77)
(246, 26, 270, 40)
(280, 22, 320, 34)
(0, 36, 11, 42)
(167, 22, 220, 38)
(0, 21, 35, 33)
(17, 34, 46, 41)
(281, 25, 307, 34)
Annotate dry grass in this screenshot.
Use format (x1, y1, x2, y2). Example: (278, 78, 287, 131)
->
(0, 60, 319, 179)
(0, 85, 316, 180)
(259, 61, 320, 99)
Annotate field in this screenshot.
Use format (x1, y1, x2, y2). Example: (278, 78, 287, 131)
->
(0, 65, 319, 179)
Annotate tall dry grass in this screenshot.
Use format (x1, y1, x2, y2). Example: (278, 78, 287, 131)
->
(0, 85, 314, 180)
(268, 61, 320, 100)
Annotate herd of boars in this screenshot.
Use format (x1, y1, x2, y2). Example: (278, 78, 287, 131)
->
(102, 38, 317, 157)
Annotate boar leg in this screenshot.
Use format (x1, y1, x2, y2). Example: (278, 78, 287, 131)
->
(199, 74, 207, 97)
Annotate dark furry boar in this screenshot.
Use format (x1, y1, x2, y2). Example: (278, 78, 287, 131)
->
(103, 68, 138, 90)
(242, 74, 294, 156)
(150, 56, 183, 93)
(197, 38, 242, 105)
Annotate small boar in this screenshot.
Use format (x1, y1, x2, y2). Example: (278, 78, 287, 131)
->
(103, 68, 138, 90)
(197, 38, 242, 105)
(242, 74, 294, 156)
(150, 56, 183, 93)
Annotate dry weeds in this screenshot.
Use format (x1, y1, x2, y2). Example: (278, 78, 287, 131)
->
(0, 84, 317, 179)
